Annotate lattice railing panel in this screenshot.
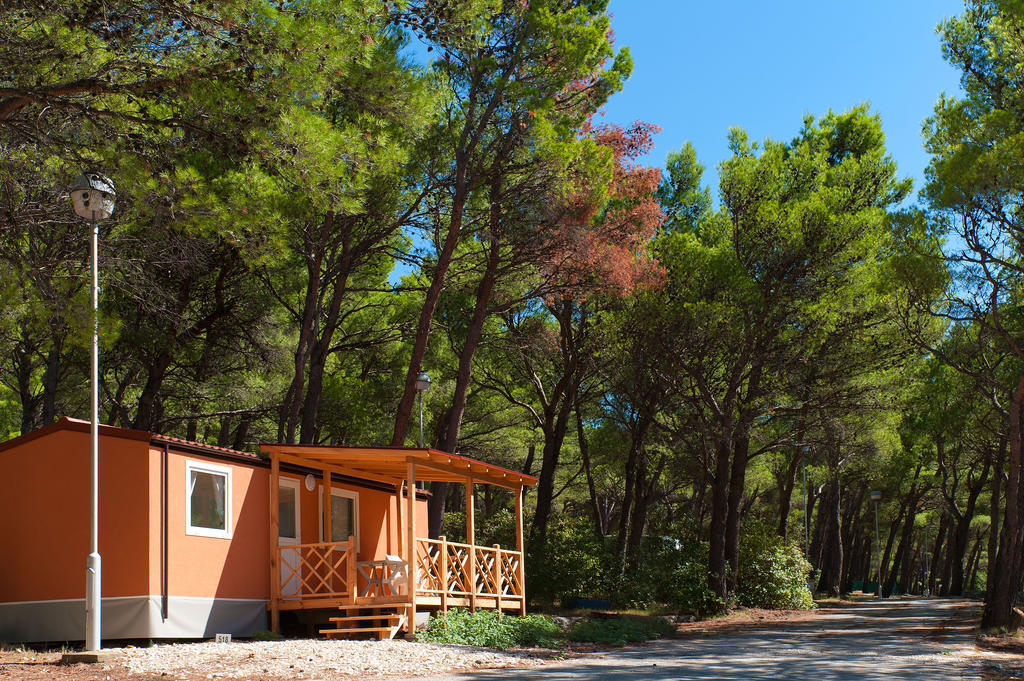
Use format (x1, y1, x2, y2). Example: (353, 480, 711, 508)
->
(475, 547, 499, 597)
(412, 538, 523, 604)
(416, 539, 444, 595)
(278, 540, 353, 601)
(500, 552, 521, 597)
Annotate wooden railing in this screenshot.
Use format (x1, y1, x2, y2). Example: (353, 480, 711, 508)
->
(415, 536, 524, 610)
(276, 539, 356, 602)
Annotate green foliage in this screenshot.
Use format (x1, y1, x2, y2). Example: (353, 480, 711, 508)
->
(249, 629, 283, 641)
(635, 536, 718, 616)
(527, 516, 611, 607)
(420, 609, 672, 649)
(566, 615, 674, 646)
(527, 518, 717, 615)
(420, 609, 563, 648)
(737, 528, 815, 610)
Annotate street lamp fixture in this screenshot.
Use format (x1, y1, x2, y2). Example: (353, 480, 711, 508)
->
(71, 172, 116, 652)
(870, 489, 882, 598)
(414, 371, 431, 448)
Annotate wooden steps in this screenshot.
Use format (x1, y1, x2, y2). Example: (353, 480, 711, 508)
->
(319, 605, 408, 640)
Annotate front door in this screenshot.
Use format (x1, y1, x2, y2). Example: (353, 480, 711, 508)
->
(278, 478, 301, 596)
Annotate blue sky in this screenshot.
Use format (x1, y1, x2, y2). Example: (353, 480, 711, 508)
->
(599, 0, 967, 205)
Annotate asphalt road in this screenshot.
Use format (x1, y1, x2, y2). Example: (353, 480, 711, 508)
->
(408, 598, 981, 681)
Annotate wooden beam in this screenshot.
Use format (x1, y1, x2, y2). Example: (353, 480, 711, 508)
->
(273, 450, 426, 463)
(466, 478, 476, 612)
(515, 484, 525, 615)
(406, 462, 417, 638)
(416, 458, 520, 489)
(276, 452, 400, 486)
(270, 453, 281, 633)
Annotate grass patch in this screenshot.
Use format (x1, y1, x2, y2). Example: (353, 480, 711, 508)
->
(568, 615, 675, 646)
(421, 609, 673, 649)
(421, 610, 563, 648)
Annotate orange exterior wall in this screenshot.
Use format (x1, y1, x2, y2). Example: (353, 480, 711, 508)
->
(0, 426, 430, 606)
(0, 429, 151, 602)
(156, 449, 271, 600)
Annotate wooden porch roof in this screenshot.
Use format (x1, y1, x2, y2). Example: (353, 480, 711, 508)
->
(258, 444, 538, 490)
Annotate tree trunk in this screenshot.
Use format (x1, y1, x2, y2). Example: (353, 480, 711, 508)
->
(299, 240, 354, 444)
(988, 436, 1006, 595)
(929, 514, 948, 595)
(724, 434, 750, 593)
(427, 231, 503, 539)
(816, 471, 843, 597)
(576, 400, 603, 535)
(983, 372, 1024, 628)
(776, 446, 803, 541)
(707, 437, 732, 608)
(531, 393, 575, 541)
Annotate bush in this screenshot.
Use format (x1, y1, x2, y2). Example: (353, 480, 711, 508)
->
(527, 519, 718, 615)
(736, 529, 815, 610)
(420, 609, 563, 648)
(527, 516, 613, 606)
(567, 615, 674, 646)
(634, 535, 718, 616)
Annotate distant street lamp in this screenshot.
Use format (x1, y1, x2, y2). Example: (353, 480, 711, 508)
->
(414, 371, 431, 448)
(870, 489, 882, 598)
(71, 172, 116, 652)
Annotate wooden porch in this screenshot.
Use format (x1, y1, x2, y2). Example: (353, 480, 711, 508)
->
(261, 443, 537, 638)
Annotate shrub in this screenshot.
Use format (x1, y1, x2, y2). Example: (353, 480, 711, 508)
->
(736, 528, 815, 610)
(635, 535, 718, 616)
(420, 609, 563, 648)
(567, 615, 674, 646)
(527, 516, 613, 606)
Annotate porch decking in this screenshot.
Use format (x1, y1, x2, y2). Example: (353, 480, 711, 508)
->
(262, 443, 536, 638)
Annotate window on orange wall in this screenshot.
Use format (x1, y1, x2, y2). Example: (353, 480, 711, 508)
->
(186, 461, 232, 538)
(321, 487, 359, 551)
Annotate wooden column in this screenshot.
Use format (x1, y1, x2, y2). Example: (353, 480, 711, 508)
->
(346, 534, 357, 603)
(405, 461, 417, 637)
(466, 478, 476, 612)
(393, 482, 404, 556)
(493, 544, 502, 615)
(439, 535, 448, 613)
(515, 484, 526, 615)
(269, 454, 281, 632)
(323, 467, 333, 544)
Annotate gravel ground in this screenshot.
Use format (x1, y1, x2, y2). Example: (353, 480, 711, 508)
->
(0, 638, 545, 681)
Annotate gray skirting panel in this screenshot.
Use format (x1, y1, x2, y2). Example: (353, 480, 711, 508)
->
(0, 596, 267, 642)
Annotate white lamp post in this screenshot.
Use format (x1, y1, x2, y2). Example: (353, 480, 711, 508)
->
(414, 371, 431, 448)
(870, 489, 882, 599)
(71, 172, 115, 652)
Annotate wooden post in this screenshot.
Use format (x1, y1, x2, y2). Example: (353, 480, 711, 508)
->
(395, 482, 404, 559)
(493, 544, 502, 615)
(515, 484, 526, 615)
(270, 454, 281, 633)
(439, 535, 448, 614)
(346, 534, 357, 603)
(323, 467, 333, 544)
(406, 461, 417, 637)
(466, 478, 476, 612)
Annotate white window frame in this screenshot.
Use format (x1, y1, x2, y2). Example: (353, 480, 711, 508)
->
(185, 460, 232, 539)
(319, 485, 360, 552)
(278, 477, 302, 544)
